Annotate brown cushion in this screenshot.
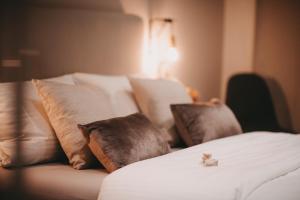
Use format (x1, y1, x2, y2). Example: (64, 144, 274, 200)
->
(171, 99, 242, 146)
(78, 113, 170, 173)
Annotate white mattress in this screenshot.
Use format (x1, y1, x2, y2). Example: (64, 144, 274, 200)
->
(99, 132, 300, 200)
(0, 163, 108, 200)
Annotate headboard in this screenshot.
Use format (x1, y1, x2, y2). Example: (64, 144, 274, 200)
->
(20, 6, 144, 79)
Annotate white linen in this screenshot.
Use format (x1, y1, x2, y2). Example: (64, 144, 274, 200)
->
(99, 132, 300, 200)
(73, 73, 139, 117)
(0, 75, 74, 167)
(247, 167, 300, 200)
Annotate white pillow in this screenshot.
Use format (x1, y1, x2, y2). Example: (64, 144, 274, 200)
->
(33, 79, 115, 169)
(129, 78, 193, 146)
(73, 73, 139, 117)
(0, 74, 74, 167)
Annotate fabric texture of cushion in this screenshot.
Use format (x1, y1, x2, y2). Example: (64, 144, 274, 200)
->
(171, 99, 242, 146)
(129, 78, 193, 147)
(72, 73, 139, 117)
(33, 79, 115, 169)
(0, 75, 73, 167)
(78, 113, 171, 173)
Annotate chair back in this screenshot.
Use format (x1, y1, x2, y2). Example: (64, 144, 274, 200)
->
(226, 73, 280, 132)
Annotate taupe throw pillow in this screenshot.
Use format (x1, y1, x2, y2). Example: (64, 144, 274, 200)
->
(171, 100, 242, 146)
(78, 113, 170, 173)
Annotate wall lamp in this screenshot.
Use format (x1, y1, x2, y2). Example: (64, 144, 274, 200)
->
(148, 18, 179, 78)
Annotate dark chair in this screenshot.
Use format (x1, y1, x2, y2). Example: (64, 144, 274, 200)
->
(225, 73, 292, 133)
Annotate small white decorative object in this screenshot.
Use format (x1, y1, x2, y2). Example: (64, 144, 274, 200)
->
(202, 153, 218, 167)
(204, 158, 218, 166)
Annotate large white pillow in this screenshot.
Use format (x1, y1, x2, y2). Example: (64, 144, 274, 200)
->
(73, 73, 139, 117)
(129, 78, 193, 146)
(33, 79, 115, 169)
(0, 75, 74, 167)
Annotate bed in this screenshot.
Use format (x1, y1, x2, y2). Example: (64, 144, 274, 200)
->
(99, 132, 300, 200)
(0, 148, 182, 200)
(0, 163, 107, 200)
(1, 132, 299, 200)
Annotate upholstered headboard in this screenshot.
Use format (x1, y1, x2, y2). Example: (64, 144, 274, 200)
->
(20, 6, 143, 79)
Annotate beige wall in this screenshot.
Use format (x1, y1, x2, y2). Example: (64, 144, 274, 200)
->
(122, 0, 258, 101)
(27, 0, 123, 11)
(120, 0, 300, 132)
(221, 0, 256, 99)
(0, 3, 144, 80)
(148, 0, 223, 100)
(297, 73, 300, 132)
(121, 0, 149, 25)
(120, 0, 150, 73)
(254, 0, 300, 132)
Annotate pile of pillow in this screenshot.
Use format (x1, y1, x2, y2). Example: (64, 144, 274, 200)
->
(0, 75, 74, 167)
(0, 73, 242, 172)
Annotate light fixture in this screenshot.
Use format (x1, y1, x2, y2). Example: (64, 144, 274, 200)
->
(147, 18, 179, 78)
(166, 35, 179, 63)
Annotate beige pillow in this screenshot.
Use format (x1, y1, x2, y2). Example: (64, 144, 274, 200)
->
(129, 78, 193, 146)
(73, 73, 139, 117)
(33, 80, 115, 169)
(0, 75, 74, 167)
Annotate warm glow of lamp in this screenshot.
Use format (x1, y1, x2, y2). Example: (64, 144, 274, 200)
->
(166, 47, 179, 63)
(143, 18, 179, 78)
(166, 34, 179, 63)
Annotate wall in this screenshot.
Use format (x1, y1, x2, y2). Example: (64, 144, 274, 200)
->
(1, 1, 144, 81)
(121, 0, 149, 28)
(27, 0, 123, 11)
(122, 0, 257, 101)
(148, 0, 223, 100)
(254, 0, 300, 132)
(1, 0, 224, 100)
(121, 0, 300, 132)
(221, 0, 256, 99)
(0, 3, 28, 82)
(23, 0, 224, 100)
(120, 0, 150, 73)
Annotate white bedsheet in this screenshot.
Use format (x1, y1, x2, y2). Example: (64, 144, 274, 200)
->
(247, 167, 300, 200)
(99, 132, 300, 200)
